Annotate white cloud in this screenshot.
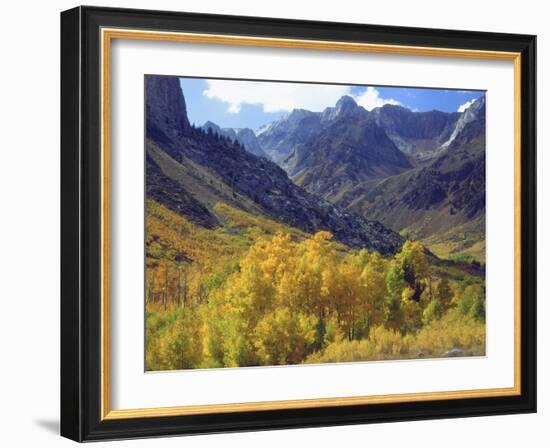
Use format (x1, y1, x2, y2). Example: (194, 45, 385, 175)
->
(203, 80, 349, 113)
(203, 81, 406, 114)
(457, 99, 476, 113)
(352, 86, 401, 111)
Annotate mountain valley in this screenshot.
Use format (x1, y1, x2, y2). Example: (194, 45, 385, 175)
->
(144, 76, 487, 371)
(252, 92, 486, 260)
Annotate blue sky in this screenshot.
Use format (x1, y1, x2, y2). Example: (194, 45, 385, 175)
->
(179, 77, 485, 130)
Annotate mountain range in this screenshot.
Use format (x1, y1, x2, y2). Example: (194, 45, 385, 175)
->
(200, 121, 268, 159)
(255, 93, 486, 258)
(145, 76, 403, 255)
(355, 101, 485, 242)
(146, 76, 486, 260)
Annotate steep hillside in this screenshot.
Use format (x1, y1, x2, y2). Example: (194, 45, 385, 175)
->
(145, 75, 404, 255)
(369, 104, 460, 161)
(255, 92, 486, 259)
(353, 98, 486, 248)
(284, 98, 412, 203)
(256, 109, 324, 163)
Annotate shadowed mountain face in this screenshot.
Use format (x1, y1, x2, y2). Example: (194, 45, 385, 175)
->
(255, 93, 486, 247)
(146, 153, 219, 229)
(256, 109, 323, 163)
(369, 105, 461, 160)
(201, 121, 268, 159)
(145, 76, 404, 255)
(283, 97, 413, 202)
(145, 75, 486, 257)
(146, 76, 190, 140)
(256, 96, 373, 163)
(354, 98, 486, 239)
(235, 128, 267, 158)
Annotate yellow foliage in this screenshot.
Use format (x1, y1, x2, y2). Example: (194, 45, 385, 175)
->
(254, 308, 317, 365)
(306, 326, 407, 364)
(306, 315, 485, 364)
(413, 310, 485, 355)
(397, 240, 430, 282)
(144, 201, 486, 370)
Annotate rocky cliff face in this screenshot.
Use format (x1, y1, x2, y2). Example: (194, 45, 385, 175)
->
(201, 122, 268, 158)
(146, 76, 190, 142)
(257, 96, 472, 169)
(283, 98, 412, 202)
(440, 96, 486, 149)
(320, 95, 363, 121)
(355, 96, 486, 238)
(235, 128, 267, 158)
(146, 153, 219, 229)
(145, 75, 404, 255)
(146, 74, 485, 251)
(369, 104, 460, 160)
(256, 109, 323, 163)
(254, 92, 486, 240)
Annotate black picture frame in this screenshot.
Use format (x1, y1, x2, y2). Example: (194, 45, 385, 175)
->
(61, 5, 536, 442)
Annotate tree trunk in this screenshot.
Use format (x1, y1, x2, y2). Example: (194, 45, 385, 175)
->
(183, 268, 188, 307)
(177, 267, 181, 306)
(146, 270, 154, 304)
(163, 265, 168, 310)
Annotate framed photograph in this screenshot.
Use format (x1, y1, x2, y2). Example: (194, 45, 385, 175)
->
(61, 6, 536, 441)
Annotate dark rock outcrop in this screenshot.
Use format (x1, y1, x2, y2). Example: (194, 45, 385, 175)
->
(146, 154, 219, 229)
(146, 76, 190, 141)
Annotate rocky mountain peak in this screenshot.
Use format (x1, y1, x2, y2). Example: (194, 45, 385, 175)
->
(322, 95, 363, 121)
(367, 103, 461, 158)
(440, 95, 485, 149)
(202, 120, 223, 134)
(284, 108, 317, 125)
(335, 94, 357, 108)
(376, 103, 411, 116)
(146, 76, 190, 141)
(335, 95, 359, 115)
(199, 122, 268, 158)
(235, 128, 268, 158)
(463, 95, 485, 119)
(236, 128, 256, 140)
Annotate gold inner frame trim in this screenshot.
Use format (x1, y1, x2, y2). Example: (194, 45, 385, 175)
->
(100, 27, 522, 420)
